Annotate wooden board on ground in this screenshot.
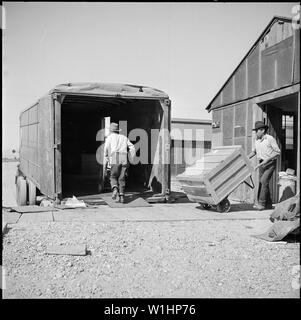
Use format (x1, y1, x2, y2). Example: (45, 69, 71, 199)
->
(10, 205, 58, 213)
(2, 211, 21, 224)
(17, 211, 54, 223)
(74, 194, 107, 205)
(54, 204, 99, 210)
(102, 196, 152, 208)
(46, 245, 87, 256)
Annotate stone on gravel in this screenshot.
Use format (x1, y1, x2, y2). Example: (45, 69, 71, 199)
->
(46, 245, 87, 256)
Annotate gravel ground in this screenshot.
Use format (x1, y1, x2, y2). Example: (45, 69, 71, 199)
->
(2, 219, 299, 298)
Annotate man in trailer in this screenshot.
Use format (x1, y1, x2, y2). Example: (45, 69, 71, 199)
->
(104, 122, 135, 203)
(248, 121, 281, 211)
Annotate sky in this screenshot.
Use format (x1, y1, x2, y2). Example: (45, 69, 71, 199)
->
(2, 1, 298, 154)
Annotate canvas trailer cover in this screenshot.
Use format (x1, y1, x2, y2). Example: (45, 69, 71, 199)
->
(18, 83, 171, 204)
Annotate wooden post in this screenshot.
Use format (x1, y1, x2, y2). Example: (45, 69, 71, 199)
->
(252, 102, 264, 205)
(38, 95, 56, 199)
(161, 99, 171, 195)
(97, 117, 106, 193)
(53, 94, 62, 198)
(258, 39, 262, 93)
(297, 91, 300, 193)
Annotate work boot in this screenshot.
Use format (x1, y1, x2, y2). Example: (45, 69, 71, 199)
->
(119, 195, 125, 204)
(112, 187, 118, 200)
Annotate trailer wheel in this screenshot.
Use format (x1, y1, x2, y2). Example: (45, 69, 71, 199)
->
(199, 203, 211, 210)
(216, 198, 231, 213)
(16, 176, 27, 206)
(28, 180, 36, 205)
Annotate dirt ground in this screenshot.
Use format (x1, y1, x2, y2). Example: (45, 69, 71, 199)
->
(2, 161, 300, 298)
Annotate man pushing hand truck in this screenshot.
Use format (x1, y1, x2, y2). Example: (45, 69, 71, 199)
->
(248, 121, 281, 211)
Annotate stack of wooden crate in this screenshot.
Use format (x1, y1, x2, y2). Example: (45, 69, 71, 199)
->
(176, 145, 254, 210)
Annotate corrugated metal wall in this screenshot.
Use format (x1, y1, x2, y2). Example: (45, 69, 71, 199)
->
(209, 19, 300, 203)
(19, 103, 40, 187)
(210, 20, 298, 110)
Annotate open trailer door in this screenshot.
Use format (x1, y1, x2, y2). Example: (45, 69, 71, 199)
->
(38, 94, 56, 199)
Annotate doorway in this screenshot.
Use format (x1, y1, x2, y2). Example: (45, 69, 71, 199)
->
(60, 96, 167, 199)
(262, 92, 298, 203)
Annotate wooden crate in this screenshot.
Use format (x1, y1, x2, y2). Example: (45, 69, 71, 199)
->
(176, 145, 253, 205)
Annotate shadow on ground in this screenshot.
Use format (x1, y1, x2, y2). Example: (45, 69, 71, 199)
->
(282, 230, 300, 243)
(194, 203, 258, 212)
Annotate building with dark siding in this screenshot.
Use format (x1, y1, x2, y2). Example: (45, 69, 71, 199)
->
(206, 16, 300, 204)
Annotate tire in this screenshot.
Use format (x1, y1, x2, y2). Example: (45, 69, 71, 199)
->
(16, 176, 27, 206)
(199, 203, 211, 210)
(28, 180, 36, 205)
(216, 198, 231, 213)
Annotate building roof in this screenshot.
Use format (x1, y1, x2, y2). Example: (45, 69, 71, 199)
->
(171, 118, 212, 141)
(205, 16, 293, 111)
(172, 117, 211, 124)
(51, 82, 169, 99)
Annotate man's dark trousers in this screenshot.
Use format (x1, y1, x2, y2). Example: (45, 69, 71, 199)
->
(110, 152, 127, 195)
(257, 159, 276, 207)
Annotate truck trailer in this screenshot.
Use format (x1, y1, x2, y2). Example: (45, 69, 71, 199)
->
(16, 82, 171, 205)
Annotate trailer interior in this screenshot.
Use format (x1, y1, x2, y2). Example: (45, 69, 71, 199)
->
(61, 95, 164, 199)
